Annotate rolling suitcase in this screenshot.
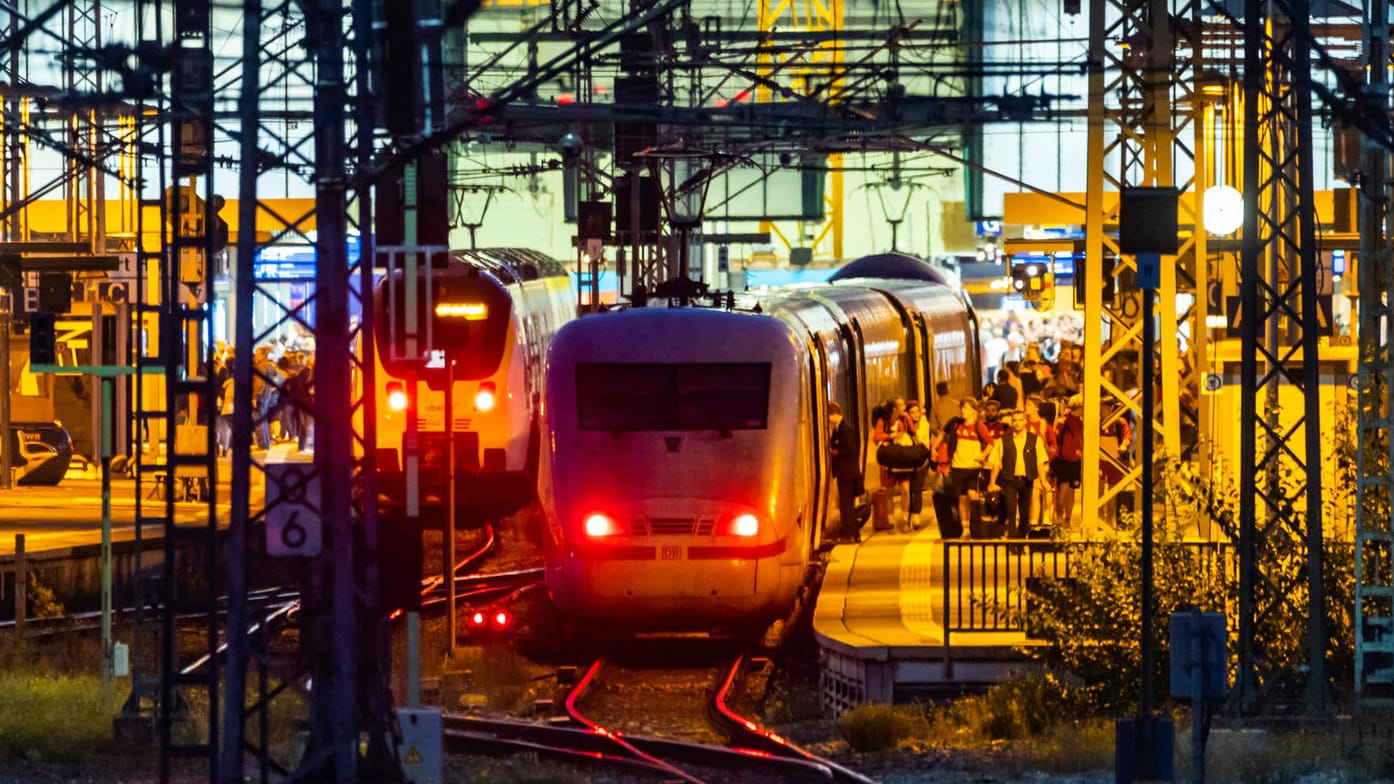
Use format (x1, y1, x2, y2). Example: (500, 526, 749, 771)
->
(932, 490, 962, 539)
(871, 488, 892, 531)
(969, 486, 1006, 540)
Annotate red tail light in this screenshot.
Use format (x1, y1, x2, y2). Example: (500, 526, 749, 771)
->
(718, 512, 761, 537)
(584, 512, 620, 537)
(467, 608, 510, 630)
(386, 381, 408, 412)
(474, 382, 497, 412)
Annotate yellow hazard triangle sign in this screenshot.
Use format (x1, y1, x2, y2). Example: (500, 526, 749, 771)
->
(404, 746, 423, 765)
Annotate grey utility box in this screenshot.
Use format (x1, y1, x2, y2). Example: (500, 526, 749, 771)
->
(1170, 610, 1227, 700)
(396, 707, 443, 784)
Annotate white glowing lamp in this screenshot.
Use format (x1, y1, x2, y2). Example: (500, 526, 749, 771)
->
(1203, 185, 1244, 236)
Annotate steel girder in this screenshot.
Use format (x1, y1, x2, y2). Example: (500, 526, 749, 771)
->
(1233, 0, 1329, 715)
(1082, 0, 1196, 534)
(1353, 0, 1394, 705)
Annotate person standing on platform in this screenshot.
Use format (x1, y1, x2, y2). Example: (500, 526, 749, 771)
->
(1053, 395, 1086, 531)
(872, 397, 912, 531)
(944, 398, 994, 535)
(827, 402, 862, 544)
(987, 410, 1051, 539)
(905, 400, 932, 530)
(1025, 395, 1058, 527)
(991, 369, 1019, 411)
(928, 381, 959, 436)
(1020, 359, 1043, 399)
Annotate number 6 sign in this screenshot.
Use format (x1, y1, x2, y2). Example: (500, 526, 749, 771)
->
(265, 463, 323, 557)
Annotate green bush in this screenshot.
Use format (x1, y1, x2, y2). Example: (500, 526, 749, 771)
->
(27, 571, 65, 619)
(926, 674, 1083, 743)
(1021, 441, 1358, 715)
(835, 702, 922, 752)
(0, 672, 121, 762)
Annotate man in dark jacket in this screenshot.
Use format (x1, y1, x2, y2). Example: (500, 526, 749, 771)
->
(987, 410, 1051, 538)
(828, 402, 863, 543)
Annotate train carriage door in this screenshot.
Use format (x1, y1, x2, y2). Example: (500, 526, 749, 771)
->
(808, 337, 831, 551)
(910, 312, 931, 404)
(838, 321, 868, 471)
(966, 306, 984, 396)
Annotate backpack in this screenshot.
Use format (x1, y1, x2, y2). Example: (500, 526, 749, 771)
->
(941, 416, 993, 467)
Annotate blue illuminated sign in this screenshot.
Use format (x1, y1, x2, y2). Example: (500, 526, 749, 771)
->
(254, 235, 362, 280)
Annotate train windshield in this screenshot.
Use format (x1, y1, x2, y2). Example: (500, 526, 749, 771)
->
(575, 363, 770, 431)
(373, 269, 511, 382)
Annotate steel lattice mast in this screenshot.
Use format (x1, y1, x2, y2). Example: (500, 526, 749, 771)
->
(1353, 0, 1394, 703)
(1234, 0, 1328, 714)
(1082, 0, 1198, 527)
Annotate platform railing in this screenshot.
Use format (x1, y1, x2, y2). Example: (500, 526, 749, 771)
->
(939, 539, 1236, 678)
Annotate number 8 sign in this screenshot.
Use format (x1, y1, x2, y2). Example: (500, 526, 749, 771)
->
(265, 463, 323, 557)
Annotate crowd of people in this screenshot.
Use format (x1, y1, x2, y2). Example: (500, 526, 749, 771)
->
(827, 337, 1137, 544)
(210, 334, 316, 456)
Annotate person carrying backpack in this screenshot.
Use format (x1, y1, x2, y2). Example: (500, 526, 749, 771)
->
(940, 398, 994, 538)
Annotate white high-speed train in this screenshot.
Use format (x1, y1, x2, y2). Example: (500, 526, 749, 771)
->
(367, 248, 574, 526)
(538, 256, 982, 631)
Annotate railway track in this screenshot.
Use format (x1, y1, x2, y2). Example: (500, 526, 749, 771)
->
(444, 648, 879, 784)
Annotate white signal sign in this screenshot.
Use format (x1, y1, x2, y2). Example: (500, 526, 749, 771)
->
(265, 463, 323, 557)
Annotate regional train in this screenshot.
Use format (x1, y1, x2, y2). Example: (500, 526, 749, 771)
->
(538, 255, 982, 631)
(369, 248, 574, 524)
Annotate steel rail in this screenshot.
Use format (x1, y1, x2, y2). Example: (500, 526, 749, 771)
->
(447, 712, 834, 781)
(712, 655, 879, 784)
(564, 656, 710, 784)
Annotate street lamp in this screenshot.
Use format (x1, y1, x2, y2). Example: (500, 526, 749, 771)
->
(1203, 185, 1244, 236)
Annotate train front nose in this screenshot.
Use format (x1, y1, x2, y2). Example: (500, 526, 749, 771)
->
(551, 497, 787, 629)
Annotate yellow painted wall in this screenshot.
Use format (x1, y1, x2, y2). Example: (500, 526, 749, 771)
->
(1003, 189, 1354, 230)
(19, 197, 317, 243)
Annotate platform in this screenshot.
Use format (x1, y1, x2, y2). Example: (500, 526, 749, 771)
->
(814, 524, 1046, 713)
(0, 441, 315, 556)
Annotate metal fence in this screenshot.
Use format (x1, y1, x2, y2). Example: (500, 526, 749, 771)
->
(939, 539, 1237, 676)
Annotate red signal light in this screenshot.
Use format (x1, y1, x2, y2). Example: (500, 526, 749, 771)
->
(493, 611, 510, 628)
(470, 611, 486, 626)
(386, 381, 408, 412)
(474, 382, 497, 412)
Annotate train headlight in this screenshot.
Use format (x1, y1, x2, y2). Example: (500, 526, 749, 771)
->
(386, 381, 408, 412)
(474, 382, 497, 412)
(584, 512, 620, 537)
(718, 512, 761, 537)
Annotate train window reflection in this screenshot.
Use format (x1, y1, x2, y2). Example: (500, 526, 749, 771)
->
(576, 363, 770, 431)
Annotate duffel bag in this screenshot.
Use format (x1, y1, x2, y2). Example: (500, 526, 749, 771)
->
(875, 441, 929, 470)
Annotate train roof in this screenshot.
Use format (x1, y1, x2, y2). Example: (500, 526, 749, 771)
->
(550, 306, 800, 361)
(827, 252, 952, 284)
(453, 248, 568, 284)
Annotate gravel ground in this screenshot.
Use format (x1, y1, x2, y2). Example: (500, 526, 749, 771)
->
(0, 750, 1115, 783)
(3, 515, 1383, 784)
